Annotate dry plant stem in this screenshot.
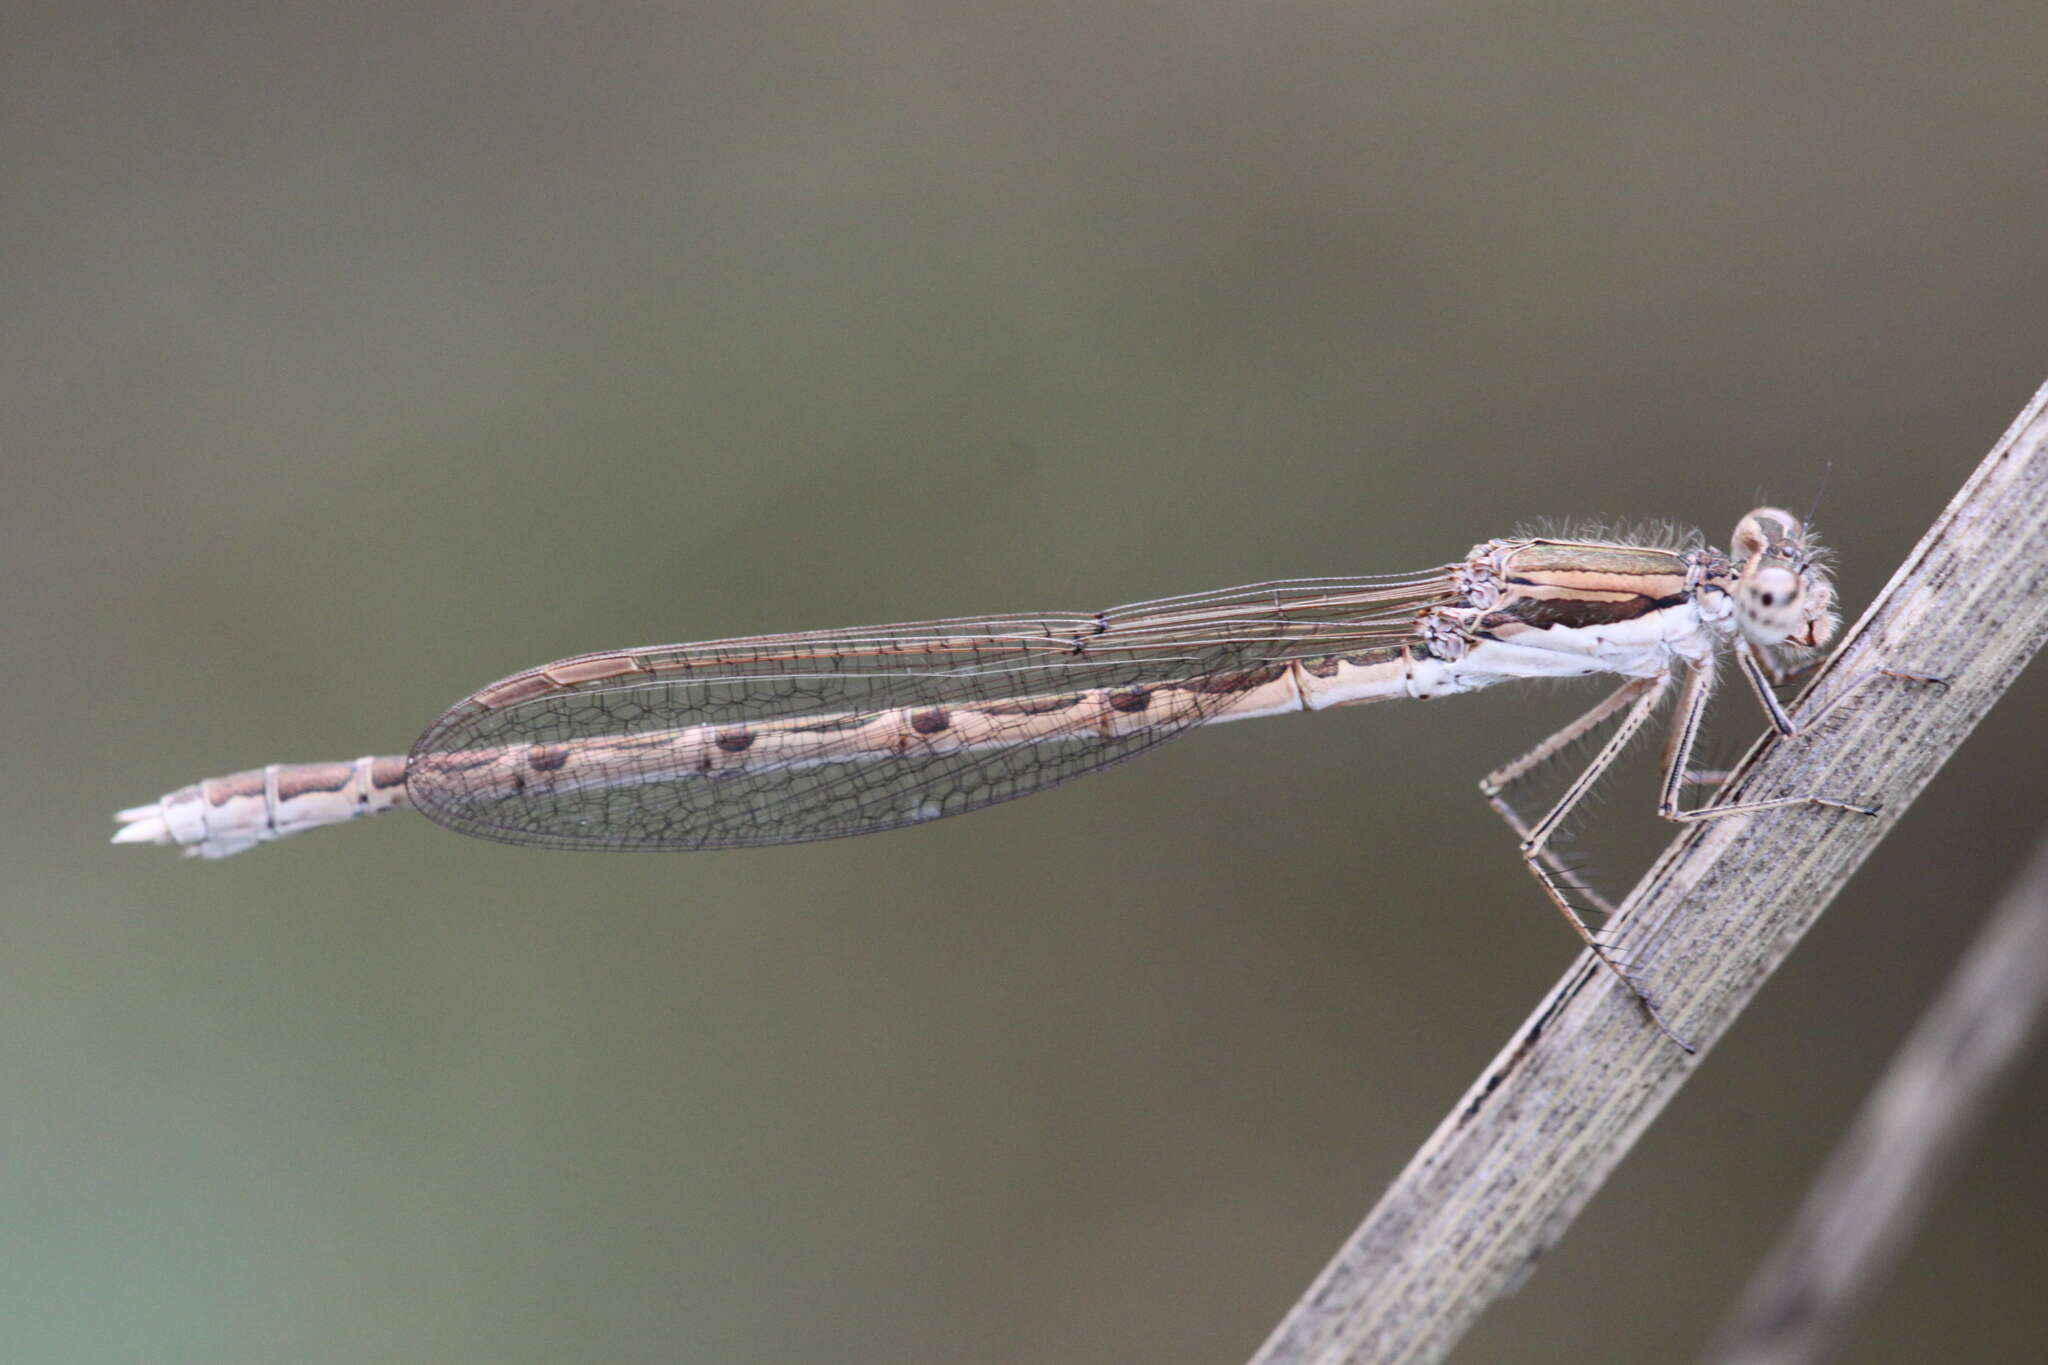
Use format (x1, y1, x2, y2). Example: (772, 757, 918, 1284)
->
(1699, 824, 2048, 1365)
(1248, 380, 2048, 1365)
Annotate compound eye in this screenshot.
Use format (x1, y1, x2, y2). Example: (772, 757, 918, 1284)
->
(1732, 508, 1803, 562)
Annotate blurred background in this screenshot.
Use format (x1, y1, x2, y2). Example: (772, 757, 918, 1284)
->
(6, 3, 2045, 1361)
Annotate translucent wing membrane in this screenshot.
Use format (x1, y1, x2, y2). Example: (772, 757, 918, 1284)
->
(406, 572, 1457, 849)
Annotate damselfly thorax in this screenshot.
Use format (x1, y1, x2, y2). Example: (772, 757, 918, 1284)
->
(116, 508, 1921, 1049)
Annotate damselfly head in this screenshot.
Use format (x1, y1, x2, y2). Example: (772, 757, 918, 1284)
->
(1729, 507, 1836, 650)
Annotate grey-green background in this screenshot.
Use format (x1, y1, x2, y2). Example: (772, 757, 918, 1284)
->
(8, 4, 2046, 1362)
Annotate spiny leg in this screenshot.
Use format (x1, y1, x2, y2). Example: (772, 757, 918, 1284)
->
(1497, 650, 1940, 1050)
(1745, 647, 1825, 693)
(1661, 648, 1942, 824)
(1482, 678, 1648, 794)
(1735, 641, 1947, 741)
(1507, 675, 1695, 1051)
(1479, 679, 1647, 921)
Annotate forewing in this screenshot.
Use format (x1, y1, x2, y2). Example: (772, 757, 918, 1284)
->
(406, 574, 1451, 850)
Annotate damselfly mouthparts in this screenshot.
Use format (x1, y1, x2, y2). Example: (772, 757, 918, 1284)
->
(115, 508, 1923, 1049)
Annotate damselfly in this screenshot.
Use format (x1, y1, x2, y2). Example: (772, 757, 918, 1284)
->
(114, 508, 1923, 1048)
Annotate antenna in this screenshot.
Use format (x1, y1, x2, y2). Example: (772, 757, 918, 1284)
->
(1805, 460, 1834, 529)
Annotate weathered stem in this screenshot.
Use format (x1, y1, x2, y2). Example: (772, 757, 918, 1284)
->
(1249, 380, 2048, 1365)
(1699, 824, 2048, 1365)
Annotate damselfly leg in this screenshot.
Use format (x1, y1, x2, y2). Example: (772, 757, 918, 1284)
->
(1484, 648, 1937, 1050)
